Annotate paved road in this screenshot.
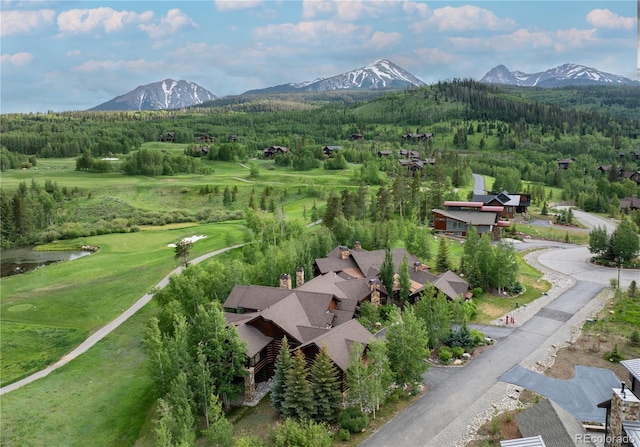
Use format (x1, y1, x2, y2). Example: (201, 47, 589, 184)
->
(0, 243, 245, 396)
(361, 210, 637, 447)
(360, 280, 605, 447)
(472, 174, 485, 195)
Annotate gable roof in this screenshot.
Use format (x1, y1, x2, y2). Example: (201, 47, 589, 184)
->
(432, 209, 499, 226)
(224, 285, 292, 312)
(237, 323, 273, 357)
(432, 270, 471, 301)
(621, 358, 640, 383)
(516, 398, 595, 447)
(296, 319, 375, 371)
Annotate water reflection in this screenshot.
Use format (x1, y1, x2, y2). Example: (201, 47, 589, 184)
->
(0, 246, 93, 278)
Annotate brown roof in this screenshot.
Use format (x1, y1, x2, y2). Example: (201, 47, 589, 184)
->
(296, 319, 374, 371)
(224, 285, 292, 312)
(237, 323, 272, 357)
(432, 271, 470, 300)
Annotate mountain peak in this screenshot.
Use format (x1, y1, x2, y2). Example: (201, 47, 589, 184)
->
(242, 59, 424, 95)
(480, 63, 638, 87)
(89, 79, 217, 111)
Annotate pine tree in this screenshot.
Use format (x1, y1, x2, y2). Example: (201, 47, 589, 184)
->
(398, 255, 411, 302)
(223, 186, 232, 207)
(379, 248, 395, 299)
(310, 345, 342, 423)
(435, 237, 450, 272)
(271, 337, 292, 417)
(283, 350, 316, 420)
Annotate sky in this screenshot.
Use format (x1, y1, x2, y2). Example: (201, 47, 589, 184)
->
(1, 0, 638, 113)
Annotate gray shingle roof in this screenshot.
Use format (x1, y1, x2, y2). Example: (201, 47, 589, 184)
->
(516, 398, 595, 447)
(432, 209, 499, 225)
(621, 358, 640, 383)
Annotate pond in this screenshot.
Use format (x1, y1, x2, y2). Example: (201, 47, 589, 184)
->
(0, 246, 93, 278)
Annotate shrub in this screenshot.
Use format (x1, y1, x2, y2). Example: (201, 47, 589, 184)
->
(271, 418, 332, 447)
(470, 329, 485, 346)
(449, 324, 474, 348)
(336, 429, 350, 442)
(129, 226, 140, 232)
(338, 407, 369, 433)
(629, 330, 640, 347)
(452, 347, 465, 359)
(604, 344, 624, 363)
(438, 346, 452, 364)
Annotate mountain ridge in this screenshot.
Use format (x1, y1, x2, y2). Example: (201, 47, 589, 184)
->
(480, 63, 639, 87)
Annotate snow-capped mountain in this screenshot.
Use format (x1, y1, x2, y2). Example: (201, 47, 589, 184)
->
(243, 59, 425, 95)
(89, 79, 217, 111)
(480, 64, 638, 87)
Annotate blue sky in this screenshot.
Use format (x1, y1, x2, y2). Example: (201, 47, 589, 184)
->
(1, 0, 637, 113)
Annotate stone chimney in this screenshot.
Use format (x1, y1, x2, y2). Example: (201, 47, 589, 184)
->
(609, 384, 640, 447)
(369, 278, 381, 306)
(339, 245, 350, 260)
(354, 241, 362, 250)
(413, 261, 422, 272)
(279, 273, 292, 290)
(296, 267, 304, 287)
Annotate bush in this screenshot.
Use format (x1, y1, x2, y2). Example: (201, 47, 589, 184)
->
(470, 329, 485, 346)
(271, 418, 332, 447)
(604, 344, 624, 363)
(629, 330, 640, 347)
(438, 346, 452, 363)
(336, 429, 350, 442)
(338, 407, 369, 433)
(452, 347, 465, 359)
(449, 324, 474, 349)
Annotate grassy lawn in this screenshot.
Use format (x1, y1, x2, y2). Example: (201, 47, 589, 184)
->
(473, 254, 551, 324)
(0, 304, 157, 447)
(0, 221, 246, 386)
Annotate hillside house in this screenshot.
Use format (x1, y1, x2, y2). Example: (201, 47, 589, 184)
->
(228, 134, 238, 142)
(263, 146, 290, 158)
(377, 150, 393, 157)
(350, 134, 364, 141)
(197, 134, 215, 143)
(399, 149, 421, 159)
(322, 146, 343, 156)
(472, 191, 531, 219)
(619, 195, 640, 211)
(159, 131, 176, 142)
(557, 158, 576, 169)
(432, 201, 511, 237)
(401, 132, 433, 142)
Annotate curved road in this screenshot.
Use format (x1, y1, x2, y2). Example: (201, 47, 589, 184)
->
(0, 243, 245, 396)
(361, 210, 636, 446)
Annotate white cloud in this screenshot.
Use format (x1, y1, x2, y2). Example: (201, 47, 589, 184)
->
(66, 49, 81, 57)
(302, 0, 394, 21)
(57, 7, 153, 35)
(138, 9, 197, 39)
(255, 20, 365, 44)
(215, 0, 262, 11)
(411, 5, 516, 33)
(0, 52, 34, 66)
(367, 31, 402, 50)
(71, 59, 166, 73)
(402, 1, 429, 17)
(0, 9, 55, 36)
(449, 27, 599, 53)
(587, 9, 635, 30)
(414, 47, 456, 64)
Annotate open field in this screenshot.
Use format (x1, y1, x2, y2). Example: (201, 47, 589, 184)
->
(0, 221, 246, 385)
(1, 304, 157, 447)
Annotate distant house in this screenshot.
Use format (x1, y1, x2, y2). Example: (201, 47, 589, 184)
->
(621, 171, 640, 186)
(619, 195, 640, 211)
(399, 149, 421, 159)
(322, 145, 343, 156)
(350, 134, 364, 141)
(432, 201, 511, 237)
(228, 134, 238, 142)
(472, 191, 531, 218)
(159, 131, 176, 142)
(377, 150, 393, 157)
(401, 132, 433, 142)
(399, 159, 428, 175)
(631, 150, 640, 160)
(263, 146, 290, 158)
(197, 134, 215, 143)
(556, 158, 576, 169)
